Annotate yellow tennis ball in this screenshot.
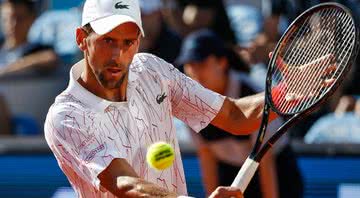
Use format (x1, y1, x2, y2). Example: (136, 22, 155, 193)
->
(146, 142, 175, 171)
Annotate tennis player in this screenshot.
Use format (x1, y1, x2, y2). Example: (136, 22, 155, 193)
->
(44, 0, 274, 197)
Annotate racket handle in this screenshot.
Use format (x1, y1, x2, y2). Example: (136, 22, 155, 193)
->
(231, 157, 259, 192)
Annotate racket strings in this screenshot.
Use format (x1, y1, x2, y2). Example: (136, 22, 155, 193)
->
(286, 10, 331, 66)
(271, 8, 355, 114)
(304, 13, 355, 109)
(271, 9, 333, 108)
(287, 10, 341, 111)
(284, 14, 353, 113)
(274, 9, 336, 112)
(304, 10, 355, 109)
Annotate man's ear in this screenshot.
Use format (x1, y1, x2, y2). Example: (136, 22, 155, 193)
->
(76, 27, 88, 51)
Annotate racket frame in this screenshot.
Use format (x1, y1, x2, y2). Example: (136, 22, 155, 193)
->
(267, 2, 359, 117)
(259, 2, 360, 160)
(232, 2, 360, 191)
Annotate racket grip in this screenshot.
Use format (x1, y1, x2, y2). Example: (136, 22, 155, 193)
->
(231, 157, 259, 192)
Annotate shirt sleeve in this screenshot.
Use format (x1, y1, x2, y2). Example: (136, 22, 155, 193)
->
(44, 104, 124, 190)
(139, 53, 225, 132)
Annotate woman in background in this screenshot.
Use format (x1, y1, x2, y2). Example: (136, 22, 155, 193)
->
(176, 29, 279, 198)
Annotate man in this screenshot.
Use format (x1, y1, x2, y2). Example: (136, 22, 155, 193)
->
(44, 0, 272, 197)
(0, 0, 58, 76)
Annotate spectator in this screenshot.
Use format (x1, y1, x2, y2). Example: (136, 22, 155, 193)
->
(162, 0, 236, 44)
(0, 0, 58, 77)
(226, 4, 273, 90)
(28, 5, 83, 66)
(226, 4, 264, 48)
(305, 95, 360, 144)
(176, 29, 278, 198)
(0, 0, 60, 136)
(138, 0, 182, 64)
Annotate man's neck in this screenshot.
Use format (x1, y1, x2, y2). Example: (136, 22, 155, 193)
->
(78, 61, 129, 102)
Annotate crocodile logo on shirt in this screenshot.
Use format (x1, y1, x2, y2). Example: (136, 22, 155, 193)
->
(156, 93, 167, 104)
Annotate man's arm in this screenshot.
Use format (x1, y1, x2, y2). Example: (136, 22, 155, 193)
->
(98, 158, 177, 198)
(211, 93, 277, 135)
(98, 158, 243, 198)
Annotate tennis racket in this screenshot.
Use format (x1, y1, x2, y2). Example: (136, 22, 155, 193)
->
(231, 2, 359, 192)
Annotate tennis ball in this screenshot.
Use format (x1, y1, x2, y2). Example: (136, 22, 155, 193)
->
(146, 142, 175, 171)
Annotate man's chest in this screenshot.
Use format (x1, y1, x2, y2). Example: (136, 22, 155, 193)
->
(92, 79, 174, 144)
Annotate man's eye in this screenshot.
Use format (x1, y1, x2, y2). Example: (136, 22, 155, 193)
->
(103, 38, 114, 44)
(124, 40, 134, 46)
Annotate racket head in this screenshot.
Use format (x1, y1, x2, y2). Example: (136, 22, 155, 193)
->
(266, 2, 359, 117)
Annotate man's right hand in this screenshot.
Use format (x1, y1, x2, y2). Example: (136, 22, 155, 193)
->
(208, 186, 243, 198)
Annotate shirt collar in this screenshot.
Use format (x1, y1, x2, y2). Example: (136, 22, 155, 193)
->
(66, 58, 141, 112)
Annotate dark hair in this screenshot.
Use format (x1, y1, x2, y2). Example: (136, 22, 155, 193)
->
(81, 23, 142, 36)
(176, 29, 249, 72)
(82, 23, 94, 34)
(224, 45, 249, 73)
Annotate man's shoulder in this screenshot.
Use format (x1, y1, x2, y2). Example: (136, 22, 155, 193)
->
(133, 53, 170, 68)
(134, 52, 159, 60)
(48, 92, 88, 119)
(45, 92, 92, 137)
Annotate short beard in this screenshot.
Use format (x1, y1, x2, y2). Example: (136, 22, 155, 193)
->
(97, 70, 128, 89)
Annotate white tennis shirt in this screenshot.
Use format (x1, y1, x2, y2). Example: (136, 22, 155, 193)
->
(44, 53, 225, 197)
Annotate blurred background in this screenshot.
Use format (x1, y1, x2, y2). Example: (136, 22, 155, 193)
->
(0, 0, 359, 197)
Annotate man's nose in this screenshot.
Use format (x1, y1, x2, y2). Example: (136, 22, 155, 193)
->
(111, 46, 125, 63)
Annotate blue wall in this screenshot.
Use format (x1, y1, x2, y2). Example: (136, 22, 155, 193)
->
(0, 155, 70, 198)
(298, 157, 360, 198)
(0, 154, 205, 198)
(1, 154, 360, 197)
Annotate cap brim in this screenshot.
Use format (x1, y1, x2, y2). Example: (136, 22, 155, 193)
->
(90, 15, 144, 36)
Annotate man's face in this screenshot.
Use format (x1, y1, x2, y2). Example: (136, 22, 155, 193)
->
(81, 22, 140, 89)
(1, 2, 34, 40)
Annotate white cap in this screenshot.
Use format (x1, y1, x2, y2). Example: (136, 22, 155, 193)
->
(81, 0, 144, 36)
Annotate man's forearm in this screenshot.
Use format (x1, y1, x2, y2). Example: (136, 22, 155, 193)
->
(212, 93, 278, 135)
(116, 176, 178, 198)
(98, 158, 181, 197)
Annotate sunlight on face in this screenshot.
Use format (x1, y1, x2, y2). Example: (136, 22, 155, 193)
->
(85, 22, 140, 89)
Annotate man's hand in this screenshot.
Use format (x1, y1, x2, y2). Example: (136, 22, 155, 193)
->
(208, 186, 243, 198)
(117, 176, 177, 198)
(99, 159, 177, 197)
